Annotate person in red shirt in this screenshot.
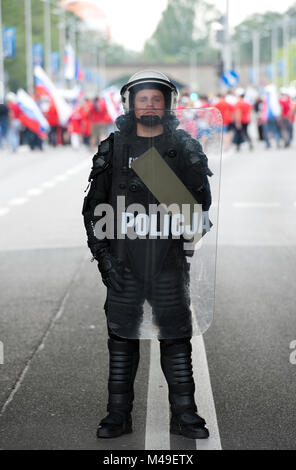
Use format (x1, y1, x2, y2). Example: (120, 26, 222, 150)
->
(279, 91, 293, 148)
(68, 106, 83, 150)
(291, 98, 296, 142)
(213, 93, 234, 151)
(45, 101, 59, 147)
(89, 96, 108, 148)
(81, 98, 92, 147)
(233, 93, 253, 151)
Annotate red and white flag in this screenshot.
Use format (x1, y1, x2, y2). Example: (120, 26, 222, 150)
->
(34, 65, 72, 126)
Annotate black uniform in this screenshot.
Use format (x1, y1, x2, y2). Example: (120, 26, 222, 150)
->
(82, 112, 212, 440)
(82, 114, 212, 339)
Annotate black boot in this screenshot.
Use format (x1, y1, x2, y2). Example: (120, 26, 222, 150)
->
(160, 338, 209, 439)
(96, 336, 140, 438)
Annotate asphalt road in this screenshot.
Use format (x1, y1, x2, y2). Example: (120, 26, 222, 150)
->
(0, 138, 295, 450)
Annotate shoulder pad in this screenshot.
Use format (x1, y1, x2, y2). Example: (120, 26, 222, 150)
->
(175, 129, 189, 140)
(88, 134, 114, 181)
(88, 157, 110, 182)
(93, 154, 109, 169)
(175, 129, 201, 152)
(176, 129, 213, 176)
(98, 133, 114, 155)
(175, 129, 194, 144)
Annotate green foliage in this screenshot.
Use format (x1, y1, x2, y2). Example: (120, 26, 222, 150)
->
(96, 39, 139, 65)
(2, 0, 140, 91)
(78, 28, 139, 67)
(3, 0, 26, 91)
(233, 5, 296, 65)
(141, 0, 220, 64)
(2, 0, 60, 91)
(4, 0, 296, 90)
(276, 43, 296, 86)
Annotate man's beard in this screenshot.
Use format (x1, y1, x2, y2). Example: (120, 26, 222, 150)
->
(136, 115, 163, 127)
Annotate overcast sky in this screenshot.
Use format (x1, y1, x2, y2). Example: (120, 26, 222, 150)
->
(96, 0, 296, 51)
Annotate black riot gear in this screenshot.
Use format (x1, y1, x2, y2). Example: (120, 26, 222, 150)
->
(96, 248, 123, 292)
(120, 70, 178, 113)
(160, 338, 209, 439)
(96, 335, 139, 438)
(82, 72, 221, 440)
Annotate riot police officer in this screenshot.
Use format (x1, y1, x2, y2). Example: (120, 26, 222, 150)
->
(82, 71, 213, 439)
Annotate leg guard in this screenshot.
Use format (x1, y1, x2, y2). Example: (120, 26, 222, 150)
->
(160, 338, 209, 439)
(97, 335, 140, 438)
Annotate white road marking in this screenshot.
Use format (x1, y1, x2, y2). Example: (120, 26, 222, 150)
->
(0, 161, 89, 217)
(192, 335, 222, 450)
(53, 174, 69, 182)
(233, 202, 281, 208)
(26, 188, 44, 196)
(0, 207, 10, 216)
(9, 197, 29, 206)
(145, 333, 221, 450)
(66, 161, 90, 175)
(145, 339, 170, 450)
(66, 168, 80, 175)
(41, 181, 58, 188)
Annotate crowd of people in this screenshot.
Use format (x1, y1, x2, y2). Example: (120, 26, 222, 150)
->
(1, 83, 295, 154)
(45, 95, 114, 150)
(0, 94, 115, 153)
(179, 84, 296, 152)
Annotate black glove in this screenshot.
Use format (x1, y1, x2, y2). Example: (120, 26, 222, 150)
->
(96, 249, 123, 292)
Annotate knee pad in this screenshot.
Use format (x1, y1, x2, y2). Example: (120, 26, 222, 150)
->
(159, 337, 192, 356)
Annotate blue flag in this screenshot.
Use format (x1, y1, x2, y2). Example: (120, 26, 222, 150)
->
(3, 27, 16, 58)
(33, 44, 44, 66)
(51, 51, 60, 75)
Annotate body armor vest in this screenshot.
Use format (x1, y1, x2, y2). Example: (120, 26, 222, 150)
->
(110, 130, 185, 281)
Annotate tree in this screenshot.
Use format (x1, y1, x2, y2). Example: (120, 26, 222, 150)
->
(232, 7, 296, 65)
(2, 0, 60, 91)
(141, 0, 220, 63)
(2, 0, 140, 91)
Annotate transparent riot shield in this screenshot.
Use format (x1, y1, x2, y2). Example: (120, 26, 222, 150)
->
(97, 107, 222, 339)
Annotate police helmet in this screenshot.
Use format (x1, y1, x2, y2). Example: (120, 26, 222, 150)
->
(120, 70, 178, 113)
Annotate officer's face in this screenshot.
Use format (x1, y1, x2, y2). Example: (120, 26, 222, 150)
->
(134, 89, 165, 120)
